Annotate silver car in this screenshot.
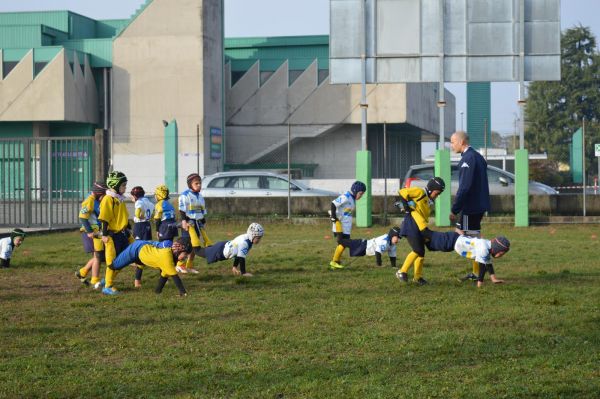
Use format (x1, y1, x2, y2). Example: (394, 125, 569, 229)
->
(201, 171, 338, 197)
(403, 163, 558, 195)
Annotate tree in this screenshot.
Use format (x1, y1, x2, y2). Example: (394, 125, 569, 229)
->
(525, 26, 600, 180)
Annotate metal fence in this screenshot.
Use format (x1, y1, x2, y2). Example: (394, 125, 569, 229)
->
(0, 137, 94, 228)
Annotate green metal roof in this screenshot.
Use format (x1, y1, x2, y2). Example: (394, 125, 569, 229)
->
(0, 5, 149, 68)
(225, 35, 330, 72)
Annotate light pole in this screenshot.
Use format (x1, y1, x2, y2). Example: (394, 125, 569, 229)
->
(460, 111, 464, 131)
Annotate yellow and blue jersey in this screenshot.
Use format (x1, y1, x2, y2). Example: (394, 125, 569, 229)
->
(99, 192, 129, 232)
(398, 187, 433, 232)
(79, 194, 101, 232)
(154, 199, 176, 222)
(178, 189, 207, 220)
(366, 234, 397, 258)
(134, 197, 155, 223)
(331, 191, 356, 235)
(112, 240, 177, 276)
(454, 235, 492, 264)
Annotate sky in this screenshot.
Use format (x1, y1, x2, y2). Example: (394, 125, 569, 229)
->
(1, 0, 599, 155)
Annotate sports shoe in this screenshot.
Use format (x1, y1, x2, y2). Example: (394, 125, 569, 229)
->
(186, 267, 199, 274)
(460, 272, 478, 282)
(175, 265, 188, 274)
(414, 277, 428, 286)
(102, 286, 120, 295)
(329, 261, 344, 269)
(396, 271, 408, 283)
(75, 271, 90, 286)
(93, 279, 105, 290)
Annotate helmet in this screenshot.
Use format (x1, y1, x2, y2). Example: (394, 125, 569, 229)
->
(106, 171, 127, 191)
(350, 181, 367, 196)
(388, 226, 401, 239)
(155, 184, 170, 201)
(186, 173, 201, 188)
(426, 177, 445, 194)
(130, 186, 145, 198)
(10, 228, 26, 241)
(490, 236, 510, 256)
(247, 223, 265, 240)
(173, 237, 193, 255)
(91, 181, 107, 197)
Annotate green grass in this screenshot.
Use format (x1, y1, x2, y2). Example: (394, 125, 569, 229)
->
(1, 221, 599, 398)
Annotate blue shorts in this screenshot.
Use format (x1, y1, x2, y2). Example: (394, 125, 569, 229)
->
(81, 232, 94, 253)
(203, 241, 227, 264)
(133, 221, 152, 240)
(426, 231, 459, 252)
(158, 219, 178, 241)
(399, 213, 420, 237)
(346, 239, 367, 257)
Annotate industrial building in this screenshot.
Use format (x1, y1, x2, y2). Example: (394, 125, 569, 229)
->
(0, 0, 454, 210)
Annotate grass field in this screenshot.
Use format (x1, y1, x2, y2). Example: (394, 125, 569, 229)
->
(1, 221, 599, 398)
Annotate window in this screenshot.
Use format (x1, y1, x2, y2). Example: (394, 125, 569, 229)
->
(488, 169, 513, 184)
(232, 176, 260, 189)
(411, 167, 434, 181)
(207, 177, 230, 188)
(266, 177, 291, 190)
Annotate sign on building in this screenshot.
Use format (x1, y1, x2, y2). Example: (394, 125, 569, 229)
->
(330, 0, 561, 83)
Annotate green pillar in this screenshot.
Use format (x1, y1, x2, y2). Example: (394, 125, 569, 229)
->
(515, 149, 529, 227)
(356, 150, 372, 227)
(434, 149, 451, 227)
(164, 119, 178, 193)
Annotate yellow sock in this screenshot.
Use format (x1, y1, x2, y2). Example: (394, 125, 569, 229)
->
(78, 266, 89, 278)
(90, 276, 100, 285)
(400, 251, 419, 273)
(332, 244, 345, 263)
(413, 257, 424, 280)
(334, 221, 343, 233)
(200, 228, 213, 246)
(105, 237, 116, 266)
(186, 257, 194, 269)
(188, 223, 202, 247)
(472, 260, 480, 275)
(105, 268, 115, 288)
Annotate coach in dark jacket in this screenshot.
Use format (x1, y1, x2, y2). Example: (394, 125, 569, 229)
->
(449, 130, 491, 281)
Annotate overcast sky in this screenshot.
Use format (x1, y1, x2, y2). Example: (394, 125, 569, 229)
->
(1, 0, 599, 154)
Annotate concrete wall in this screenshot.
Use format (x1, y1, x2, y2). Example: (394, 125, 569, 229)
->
(225, 60, 455, 177)
(0, 49, 98, 123)
(112, 0, 222, 190)
(198, 195, 600, 216)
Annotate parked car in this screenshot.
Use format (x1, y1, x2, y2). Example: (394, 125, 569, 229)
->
(402, 163, 558, 195)
(201, 171, 338, 197)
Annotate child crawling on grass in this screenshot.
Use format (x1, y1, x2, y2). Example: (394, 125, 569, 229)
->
(423, 229, 510, 287)
(194, 223, 264, 277)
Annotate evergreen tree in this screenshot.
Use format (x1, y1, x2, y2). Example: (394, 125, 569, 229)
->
(525, 26, 600, 179)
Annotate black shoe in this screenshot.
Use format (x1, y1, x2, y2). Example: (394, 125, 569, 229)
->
(415, 278, 428, 286)
(75, 271, 90, 286)
(460, 272, 478, 282)
(396, 271, 408, 283)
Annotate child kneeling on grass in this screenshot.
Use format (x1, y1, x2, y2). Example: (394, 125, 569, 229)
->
(0, 228, 26, 268)
(110, 237, 192, 296)
(334, 227, 401, 268)
(424, 230, 510, 287)
(194, 223, 264, 277)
